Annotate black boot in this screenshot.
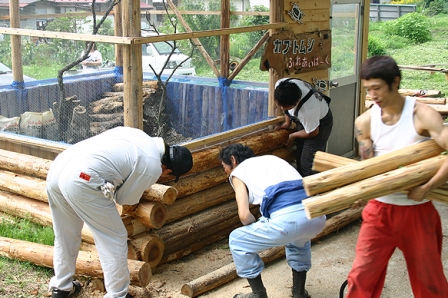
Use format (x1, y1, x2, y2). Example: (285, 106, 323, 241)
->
(233, 275, 268, 298)
(292, 269, 310, 298)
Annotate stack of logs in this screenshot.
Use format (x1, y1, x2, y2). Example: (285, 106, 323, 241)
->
(301, 139, 448, 220)
(0, 128, 297, 288)
(366, 88, 448, 115)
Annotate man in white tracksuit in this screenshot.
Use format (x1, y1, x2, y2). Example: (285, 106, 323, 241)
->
(46, 126, 193, 298)
(219, 143, 326, 298)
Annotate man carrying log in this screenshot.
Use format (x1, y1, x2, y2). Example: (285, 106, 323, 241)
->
(219, 144, 326, 298)
(46, 126, 193, 298)
(345, 55, 448, 297)
(274, 78, 333, 177)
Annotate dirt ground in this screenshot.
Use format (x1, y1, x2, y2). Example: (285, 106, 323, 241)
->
(2, 202, 447, 298)
(115, 201, 448, 298)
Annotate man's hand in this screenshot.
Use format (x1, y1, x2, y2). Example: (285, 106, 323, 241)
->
(407, 184, 430, 202)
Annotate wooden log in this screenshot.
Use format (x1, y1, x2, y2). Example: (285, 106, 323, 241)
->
(303, 140, 444, 196)
(128, 232, 165, 268)
(312, 151, 448, 205)
(0, 170, 48, 202)
(158, 223, 239, 266)
(312, 151, 357, 172)
(165, 146, 294, 199)
(165, 182, 234, 224)
(134, 201, 167, 229)
(180, 207, 363, 297)
(366, 95, 446, 104)
(113, 80, 158, 92)
(0, 237, 152, 287)
(0, 191, 150, 244)
(398, 88, 441, 97)
(89, 112, 123, 122)
(158, 128, 290, 182)
(67, 105, 90, 144)
(0, 148, 51, 179)
(90, 101, 123, 115)
(141, 184, 178, 205)
(302, 155, 447, 219)
(156, 201, 259, 257)
(90, 117, 124, 136)
(89, 96, 123, 109)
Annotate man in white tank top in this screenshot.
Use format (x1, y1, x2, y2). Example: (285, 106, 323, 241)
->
(345, 56, 448, 298)
(219, 144, 326, 298)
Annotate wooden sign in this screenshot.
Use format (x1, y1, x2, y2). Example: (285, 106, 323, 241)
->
(260, 30, 331, 75)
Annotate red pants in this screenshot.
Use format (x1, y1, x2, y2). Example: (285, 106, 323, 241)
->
(346, 200, 448, 298)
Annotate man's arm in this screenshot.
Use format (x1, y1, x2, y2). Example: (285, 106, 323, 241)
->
(354, 110, 374, 160)
(231, 176, 256, 225)
(408, 104, 448, 200)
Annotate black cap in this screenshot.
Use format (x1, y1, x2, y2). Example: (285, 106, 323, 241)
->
(170, 145, 193, 182)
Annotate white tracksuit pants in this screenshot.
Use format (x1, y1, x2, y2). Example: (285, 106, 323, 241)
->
(229, 204, 326, 278)
(47, 158, 130, 298)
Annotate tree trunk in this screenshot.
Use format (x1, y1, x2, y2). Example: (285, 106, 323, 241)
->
(312, 151, 448, 204)
(302, 155, 447, 219)
(134, 201, 167, 229)
(0, 148, 51, 179)
(0, 236, 152, 287)
(0, 170, 48, 202)
(303, 140, 443, 196)
(128, 232, 165, 268)
(165, 182, 234, 224)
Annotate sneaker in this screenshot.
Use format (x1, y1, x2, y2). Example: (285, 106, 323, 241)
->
(51, 281, 81, 298)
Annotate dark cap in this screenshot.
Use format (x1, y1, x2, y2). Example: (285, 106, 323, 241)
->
(170, 145, 193, 182)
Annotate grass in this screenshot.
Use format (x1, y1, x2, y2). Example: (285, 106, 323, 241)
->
(368, 13, 448, 95)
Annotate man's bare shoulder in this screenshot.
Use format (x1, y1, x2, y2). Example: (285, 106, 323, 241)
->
(355, 108, 372, 126)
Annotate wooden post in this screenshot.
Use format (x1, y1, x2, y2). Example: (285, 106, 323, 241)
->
(220, 0, 230, 79)
(122, 0, 143, 129)
(114, 1, 124, 70)
(9, 0, 24, 83)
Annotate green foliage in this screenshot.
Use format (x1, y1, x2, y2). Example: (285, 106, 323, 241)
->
(0, 215, 54, 245)
(382, 12, 432, 43)
(233, 5, 269, 59)
(367, 36, 387, 57)
(423, 0, 448, 16)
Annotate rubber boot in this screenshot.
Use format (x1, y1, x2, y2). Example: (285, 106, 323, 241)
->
(292, 269, 310, 298)
(233, 275, 268, 298)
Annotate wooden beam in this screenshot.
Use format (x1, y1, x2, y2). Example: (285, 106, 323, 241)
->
(132, 23, 289, 44)
(9, 0, 24, 83)
(228, 31, 270, 82)
(0, 28, 133, 44)
(166, 0, 220, 77)
(220, 0, 231, 79)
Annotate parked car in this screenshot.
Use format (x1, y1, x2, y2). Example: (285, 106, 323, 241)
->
(141, 30, 196, 76)
(0, 62, 36, 86)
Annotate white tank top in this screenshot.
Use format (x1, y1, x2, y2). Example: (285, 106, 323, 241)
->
(371, 96, 430, 205)
(229, 155, 302, 205)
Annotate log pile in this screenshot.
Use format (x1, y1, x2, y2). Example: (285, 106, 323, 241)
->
(365, 88, 448, 115)
(0, 128, 298, 285)
(89, 81, 158, 136)
(301, 140, 448, 219)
